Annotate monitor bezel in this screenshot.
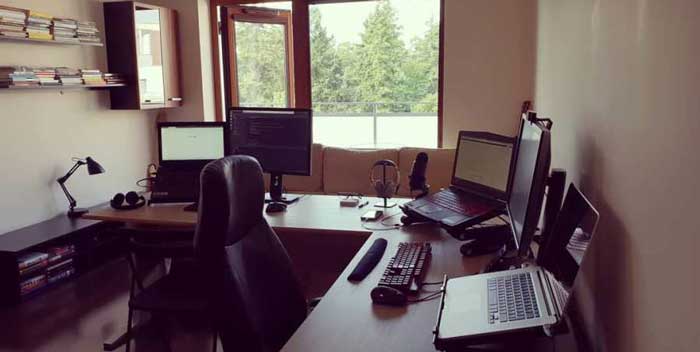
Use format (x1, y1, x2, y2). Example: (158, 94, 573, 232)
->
(450, 130, 518, 201)
(157, 121, 227, 167)
(506, 118, 551, 256)
(228, 107, 313, 176)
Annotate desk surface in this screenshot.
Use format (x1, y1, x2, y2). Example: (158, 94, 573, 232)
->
(84, 195, 407, 234)
(84, 194, 502, 351)
(281, 225, 492, 352)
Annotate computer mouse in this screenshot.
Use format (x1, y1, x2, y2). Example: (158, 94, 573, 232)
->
(370, 286, 407, 306)
(265, 202, 287, 213)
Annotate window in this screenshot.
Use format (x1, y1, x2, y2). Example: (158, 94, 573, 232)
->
(211, 0, 443, 147)
(310, 0, 440, 148)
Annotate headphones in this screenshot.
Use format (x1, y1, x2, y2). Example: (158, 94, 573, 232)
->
(110, 191, 146, 210)
(370, 160, 400, 199)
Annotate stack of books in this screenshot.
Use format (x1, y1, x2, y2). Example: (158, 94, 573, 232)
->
(26, 10, 52, 40)
(56, 67, 82, 86)
(77, 21, 100, 45)
(52, 17, 78, 43)
(34, 67, 59, 86)
(103, 73, 126, 85)
(81, 69, 106, 86)
(46, 245, 77, 285)
(0, 66, 39, 87)
(17, 252, 49, 297)
(0, 6, 27, 38)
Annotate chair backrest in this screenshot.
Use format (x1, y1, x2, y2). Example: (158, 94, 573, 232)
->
(194, 155, 307, 352)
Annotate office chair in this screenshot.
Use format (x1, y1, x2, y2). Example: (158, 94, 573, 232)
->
(195, 155, 310, 352)
(120, 227, 216, 352)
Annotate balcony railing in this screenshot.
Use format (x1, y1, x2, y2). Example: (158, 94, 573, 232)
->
(312, 102, 438, 148)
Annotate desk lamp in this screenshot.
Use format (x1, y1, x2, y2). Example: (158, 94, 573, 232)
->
(57, 156, 105, 218)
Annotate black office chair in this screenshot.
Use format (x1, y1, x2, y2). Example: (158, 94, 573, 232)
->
(195, 155, 310, 352)
(119, 227, 216, 352)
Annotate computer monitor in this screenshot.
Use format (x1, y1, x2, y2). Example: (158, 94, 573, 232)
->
(228, 107, 312, 204)
(158, 122, 226, 166)
(507, 117, 551, 256)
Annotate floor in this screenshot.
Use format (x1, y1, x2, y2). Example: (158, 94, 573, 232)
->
(0, 232, 359, 352)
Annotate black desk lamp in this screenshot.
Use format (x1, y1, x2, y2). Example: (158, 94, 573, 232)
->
(57, 156, 105, 218)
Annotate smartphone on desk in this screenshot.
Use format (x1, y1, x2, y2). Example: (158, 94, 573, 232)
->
(361, 210, 383, 221)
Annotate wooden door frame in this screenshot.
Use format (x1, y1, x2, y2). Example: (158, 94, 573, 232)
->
(209, 0, 443, 148)
(223, 6, 295, 108)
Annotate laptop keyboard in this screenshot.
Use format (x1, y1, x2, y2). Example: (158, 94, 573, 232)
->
(487, 273, 540, 324)
(431, 191, 492, 216)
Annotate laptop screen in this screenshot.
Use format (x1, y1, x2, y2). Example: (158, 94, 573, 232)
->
(453, 134, 514, 194)
(159, 123, 225, 163)
(540, 184, 600, 285)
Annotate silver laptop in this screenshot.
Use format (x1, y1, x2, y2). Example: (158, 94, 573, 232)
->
(435, 184, 600, 345)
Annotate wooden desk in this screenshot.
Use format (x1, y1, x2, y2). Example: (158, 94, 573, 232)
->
(84, 195, 407, 235)
(281, 225, 492, 352)
(84, 195, 506, 351)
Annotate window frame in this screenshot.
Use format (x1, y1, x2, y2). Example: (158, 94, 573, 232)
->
(209, 0, 444, 147)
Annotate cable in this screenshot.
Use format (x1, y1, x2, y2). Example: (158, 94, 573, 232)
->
(360, 212, 403, 231)
(407, 291, 442, 304)
(421, 281, 443, 286)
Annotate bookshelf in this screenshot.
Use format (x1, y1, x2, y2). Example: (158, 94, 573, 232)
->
(0, 83, 126, 90)
(0, 35, 103, 47)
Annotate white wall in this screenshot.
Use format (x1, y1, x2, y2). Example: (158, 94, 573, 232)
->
(0, 0, 157, 234)
(442, 0, 536, 147)
(536, 0, 700, 351)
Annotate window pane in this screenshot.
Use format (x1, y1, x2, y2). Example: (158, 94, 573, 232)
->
(235, 21, 289, 107)
(310, 0, 440, 148)
(313, 115, 375, 148)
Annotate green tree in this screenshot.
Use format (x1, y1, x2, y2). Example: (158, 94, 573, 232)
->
(235, 21, 288, 107)
(401, 17, 440, 112)
(310, 8, 350, 112)
(347, 0, 407, 112)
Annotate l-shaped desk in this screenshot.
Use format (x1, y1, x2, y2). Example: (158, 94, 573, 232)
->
(85, 194, 556, 351)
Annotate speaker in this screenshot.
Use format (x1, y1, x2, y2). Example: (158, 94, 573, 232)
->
(541, 168, 566, 242)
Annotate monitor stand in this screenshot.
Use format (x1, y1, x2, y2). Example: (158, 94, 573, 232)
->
(265, 173, 301, 204)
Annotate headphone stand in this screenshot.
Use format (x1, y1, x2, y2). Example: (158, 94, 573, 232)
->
(375, 197, 397, 208)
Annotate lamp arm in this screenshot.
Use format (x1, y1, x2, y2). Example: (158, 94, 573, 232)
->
(56, 160, 85, 210)
(59, 181, 77, 209)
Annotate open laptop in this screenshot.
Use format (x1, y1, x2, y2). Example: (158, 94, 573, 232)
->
(150, 122, 226, 204)
(434, 184, 600, 346)
(401, 131, 517, 228)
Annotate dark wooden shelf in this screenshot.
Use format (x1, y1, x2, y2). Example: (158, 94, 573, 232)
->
(0, 35, 103, 47)
(0, 84, 126, 91)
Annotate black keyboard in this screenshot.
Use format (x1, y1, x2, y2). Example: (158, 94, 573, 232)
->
(378, 242, 431, 293)
(487, 273, 540, 324)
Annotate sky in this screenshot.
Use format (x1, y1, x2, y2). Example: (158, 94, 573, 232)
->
(250, 0, 440, 46)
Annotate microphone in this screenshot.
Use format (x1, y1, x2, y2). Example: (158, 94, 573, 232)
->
(409, 152, 429, 198)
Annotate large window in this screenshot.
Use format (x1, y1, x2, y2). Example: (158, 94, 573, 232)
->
(212, 0, 442, 148)
(310, 0, 440, 148)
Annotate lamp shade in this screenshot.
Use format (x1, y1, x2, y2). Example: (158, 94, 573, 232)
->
(85, 157, 105, 175)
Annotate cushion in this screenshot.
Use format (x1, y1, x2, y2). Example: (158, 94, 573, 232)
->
(323, 147, 399, 196)
(397, 147, 456, 197)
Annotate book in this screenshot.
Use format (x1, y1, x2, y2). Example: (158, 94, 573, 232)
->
(28, 11, 52, 20)
(19, 260, 47, 277)
(20, 274, 47, 296)
(46, 245, 76, 263)
(0, 31, 26, 38)
(0, 8, 26, 21)
(48, 267, 75, 285)
(17, 252, 49, 270)
(47, 258, 74, 273)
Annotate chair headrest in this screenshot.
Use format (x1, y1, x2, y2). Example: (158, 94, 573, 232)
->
(196, 155, 265, 248)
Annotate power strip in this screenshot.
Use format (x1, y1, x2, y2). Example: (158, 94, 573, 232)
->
(340, 198, 360, 207)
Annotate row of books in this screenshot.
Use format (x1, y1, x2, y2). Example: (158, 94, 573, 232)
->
(0, 6, 101, 45)
(17, 245, 77, 297)
(0, 66, 126, 88)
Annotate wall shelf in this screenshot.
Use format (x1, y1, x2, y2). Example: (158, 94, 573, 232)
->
(0, 84, 126, 90)
(0, 36, 103, 47)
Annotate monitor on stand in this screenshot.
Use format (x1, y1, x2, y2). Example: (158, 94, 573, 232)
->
(228, 107, 312, 211)
(484, 116, 551, 272)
